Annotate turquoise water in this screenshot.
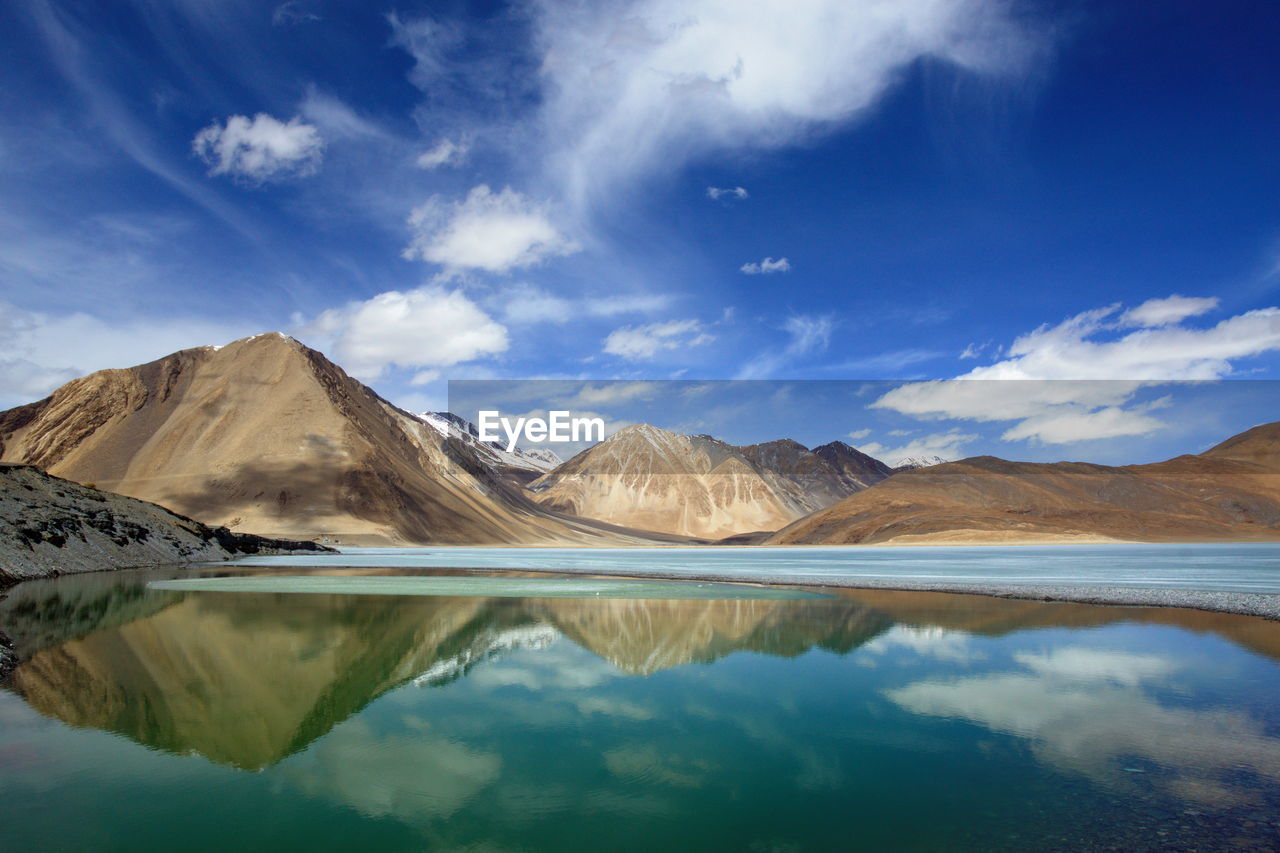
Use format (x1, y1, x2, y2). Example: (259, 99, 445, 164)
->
(2, 564, 1280, 850)
(147, 575, 826, 599)
(230, 543, 1280, 592)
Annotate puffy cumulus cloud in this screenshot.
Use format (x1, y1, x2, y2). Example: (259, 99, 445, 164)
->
(404, 185, 579, 275)
(706, 186, 748, 200)
(603, 318, 713, 359)
(874, 298, 1280, 444)
(1120, 294, 1219, 328)
(416, 138, 468, 169)
(740, 256, 791, 275)
(858, 429, 977, 466)
(193, 113, 323, 181)
(497, 284, 672, 325)
(533, 0, 1037, 207)
(847, 428, 872, 440)
(304, 287, 509, 380)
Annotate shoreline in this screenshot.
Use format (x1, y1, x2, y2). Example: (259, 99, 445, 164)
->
(501, 565, 1280, 621)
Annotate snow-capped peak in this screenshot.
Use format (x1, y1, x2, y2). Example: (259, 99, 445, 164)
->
(415, 412, 562, 473)
(894, 454, 948, 470)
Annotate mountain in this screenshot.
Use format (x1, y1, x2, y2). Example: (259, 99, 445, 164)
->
(0, 334, 633, 545)
(417, 411, 562, 486)
(528, 424, 891, 539)
(894, 455, 947, 471)
(768, 421, 1280, 545)
(812, 440, 896, 488)
(0, 463, 328, 584)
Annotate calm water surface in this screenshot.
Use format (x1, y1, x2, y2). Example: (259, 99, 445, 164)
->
(2, 564, 1280, 851)
(232, 543, 1280, 592)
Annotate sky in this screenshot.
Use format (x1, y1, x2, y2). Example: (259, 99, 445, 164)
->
(1, 0, 1278, 465)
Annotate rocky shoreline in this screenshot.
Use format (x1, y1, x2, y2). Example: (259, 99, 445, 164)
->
(1, 464, 332, 585)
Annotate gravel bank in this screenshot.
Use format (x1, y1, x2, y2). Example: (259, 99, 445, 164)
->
(504, 565, 1280, 620)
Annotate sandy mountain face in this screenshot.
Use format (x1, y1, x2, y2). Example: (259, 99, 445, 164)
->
(0, 464, 327, 584)
(769, 421, 1280, 545)
(528, 424, 891, 539)
(0, 334, 627, 545)
(418, 411, 563, 486)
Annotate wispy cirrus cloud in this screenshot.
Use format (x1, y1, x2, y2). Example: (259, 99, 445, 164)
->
(530, 0, 1038, 210)
(603, 319, 713, 360)
(736, 314, 833, 379)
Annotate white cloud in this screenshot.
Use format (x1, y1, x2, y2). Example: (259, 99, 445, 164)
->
(847, 428, 871, 440)
(858, 429, 976, 467)
(403, 185, 579, 274)
(303, 287, 509, 379)
(1014, 648, 1178, 687)
(998, 398, 1171, 444)
(874, 298, 1280, 444)
(862, 625, 979, 663)
(272, 1, 321, 26)
(706, 186, 748, 200)
(1120, 294, 1219, 328)
(193, 113, 324, 181)
(740, 256, 791, 275)
(0, 301, 257, 407)
(416, 138, 468, 169)
(531, 0, 1036, 210)
(735, 314, 833, 379)
(603, 319, 712, 359)
(884, 645, 1280, 806)
(498, 284, 671, 325)
(299, 90, 391, 142)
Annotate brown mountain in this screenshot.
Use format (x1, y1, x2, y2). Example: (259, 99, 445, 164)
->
(0, 334, 638, 545)
(528, 424, 890, 539)
(768, 421, 1280, 545)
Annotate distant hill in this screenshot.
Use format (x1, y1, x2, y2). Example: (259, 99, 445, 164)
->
(529, 424, 892, 539)
(0, 334, 640, 545)
(768, 421, 1280, 545)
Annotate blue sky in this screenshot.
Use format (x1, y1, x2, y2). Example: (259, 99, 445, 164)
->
(1, 0, 1278, 464)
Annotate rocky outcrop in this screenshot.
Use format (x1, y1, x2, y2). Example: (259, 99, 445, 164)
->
(768, 420, 1280, 545)
(0, 463, 331, 584)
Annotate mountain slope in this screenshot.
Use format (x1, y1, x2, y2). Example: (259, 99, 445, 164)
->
(529, 424, 891, 539)
(768, 421, 1280, 545)
(0, 334, 631, 545)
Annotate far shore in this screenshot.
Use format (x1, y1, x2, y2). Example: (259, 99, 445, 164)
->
(496, 564, 1280, 621)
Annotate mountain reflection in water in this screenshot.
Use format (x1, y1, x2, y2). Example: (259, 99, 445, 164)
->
(2, 567, 1280, 852)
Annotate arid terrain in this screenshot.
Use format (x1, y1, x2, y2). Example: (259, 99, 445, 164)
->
(1, 333, 1278, 549)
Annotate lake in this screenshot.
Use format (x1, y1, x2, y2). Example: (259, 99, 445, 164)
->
(233, 543, 1280, 593)
(2, 558, 1280, 851)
